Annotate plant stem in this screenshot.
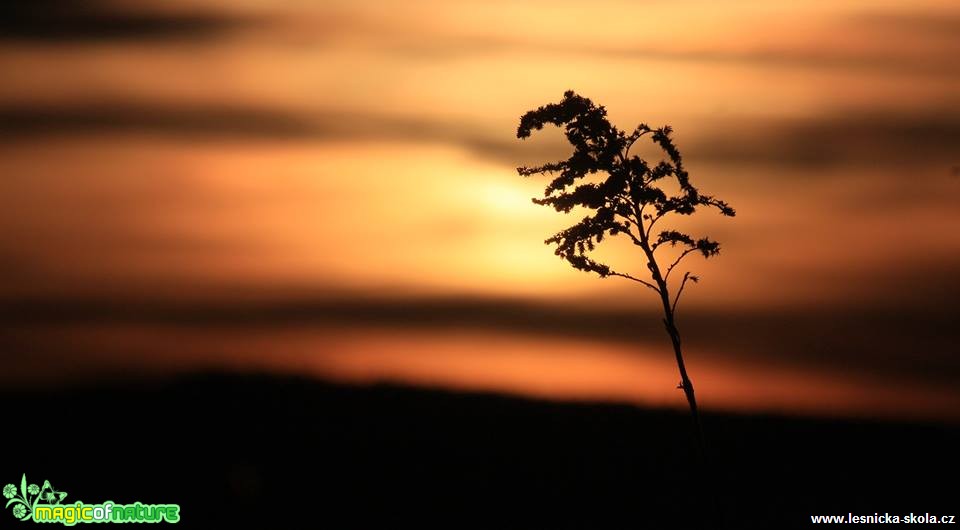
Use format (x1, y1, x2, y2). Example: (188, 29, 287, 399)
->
(639, 238, 717, 527)
(651, 267, 707, 459)
(662, 310, 706, 458)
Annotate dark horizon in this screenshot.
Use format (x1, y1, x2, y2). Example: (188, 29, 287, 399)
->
(3, 371, 957, 529)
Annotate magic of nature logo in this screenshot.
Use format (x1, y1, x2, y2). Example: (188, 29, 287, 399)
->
(4, 474, 180, 525)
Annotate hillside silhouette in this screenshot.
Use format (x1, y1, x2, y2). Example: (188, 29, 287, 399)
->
(3, 372, 956, 529)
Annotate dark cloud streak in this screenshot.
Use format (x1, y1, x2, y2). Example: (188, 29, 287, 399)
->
(3, 278, 959, 387)
(2, 2, 956, 80)
(850, 11, 960, 39)
(1, 102, 958, 170)
(0, 0, 260, 42)
(689, 110, 960, 169)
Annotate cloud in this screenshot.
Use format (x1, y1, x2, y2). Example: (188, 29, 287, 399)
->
(0, 101, 563, 167)
(4, 2, 957, 80)
(2, 101, 957, 171)
(0, 103, 327, 139)
(849, 11, 960, 40)
(0, 0, 260, 42)
(376, 39, 958, 78)
(686, 109, 960, 169)
(4, 258, 959, 387)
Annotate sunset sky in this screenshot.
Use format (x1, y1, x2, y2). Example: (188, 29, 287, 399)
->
(2, 0, 959, 420)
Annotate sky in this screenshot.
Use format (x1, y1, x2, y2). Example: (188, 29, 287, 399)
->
(2, 0, 959, 421)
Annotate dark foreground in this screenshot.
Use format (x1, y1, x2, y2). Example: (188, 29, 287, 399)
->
(2, 373, 956, 529)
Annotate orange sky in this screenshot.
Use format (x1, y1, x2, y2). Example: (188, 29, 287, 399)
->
(1, 0, 958, 421)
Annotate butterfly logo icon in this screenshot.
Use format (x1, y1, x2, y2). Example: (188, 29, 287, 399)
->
(38, 481, 67, 505)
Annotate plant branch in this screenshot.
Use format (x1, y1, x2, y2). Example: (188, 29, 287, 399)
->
(671, 271, 693, 314)
(645, 211, 668, 240)
(630, 202, 648, 241)
(616, 215, 646, 247)
(623, 127, 652, 159)
(665, 248, 697, 281)
(608, 271, 661, 294)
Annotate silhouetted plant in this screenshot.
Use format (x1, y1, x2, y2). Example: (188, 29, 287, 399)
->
(516, 91, 735, 462)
